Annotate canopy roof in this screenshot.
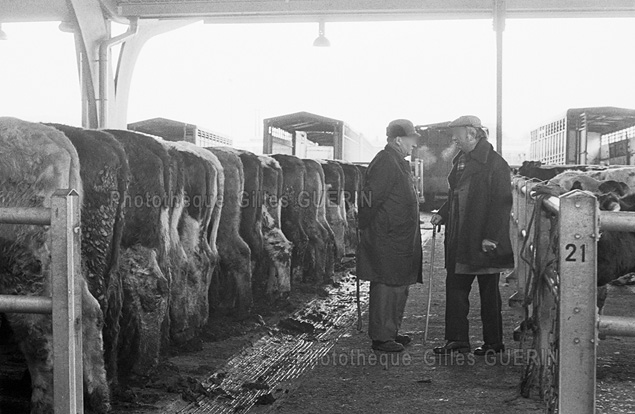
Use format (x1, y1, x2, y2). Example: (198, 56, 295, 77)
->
(3, 0, 635, 23)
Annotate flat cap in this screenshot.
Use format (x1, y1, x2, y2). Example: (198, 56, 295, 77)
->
(448, 115, 484, 129)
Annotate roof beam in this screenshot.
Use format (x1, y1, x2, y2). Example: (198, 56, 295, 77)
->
(116, 0, 635, 21)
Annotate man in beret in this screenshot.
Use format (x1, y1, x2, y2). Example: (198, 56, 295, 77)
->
(357, 119, 423, 353)
(431, 115, 514, 356)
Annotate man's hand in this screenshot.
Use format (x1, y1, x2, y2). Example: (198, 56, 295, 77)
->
(430, 214, 443, 226)
(482, 239, 498, 253)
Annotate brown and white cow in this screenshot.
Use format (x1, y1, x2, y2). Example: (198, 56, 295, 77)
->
(0, 118, 110, 413)
(303, 159, 336, 283)
(271, 154, 310, 285)
(258, 155, 292, 297)
(234, 150, 266, 296)
(337, 160, 361, 255)
(161, 139, 220, 342)
(319, 160, 348, 262)
(206, 147, 252, 314)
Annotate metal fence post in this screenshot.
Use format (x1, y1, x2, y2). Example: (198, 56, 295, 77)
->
(558, 190, 598, 414)
(51, 189, 83, 414)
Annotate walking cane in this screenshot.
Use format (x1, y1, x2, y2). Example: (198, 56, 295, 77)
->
(356, 227, 363, 331)
(424, 224, 439, 344)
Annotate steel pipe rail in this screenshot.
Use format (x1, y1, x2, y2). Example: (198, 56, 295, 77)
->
(0, 207, 51, 225)
(598, 315, 635, 337)
(599, 211, 635, 232)
(0, 295, 53, 314)
(517, 180, 635, 232)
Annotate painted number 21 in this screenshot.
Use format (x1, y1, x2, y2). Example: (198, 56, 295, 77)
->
(565, 243, 586, 262)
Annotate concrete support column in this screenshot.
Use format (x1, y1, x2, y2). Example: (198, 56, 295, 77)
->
(493, 0, 505, 155)
(66, 0, 108, 128)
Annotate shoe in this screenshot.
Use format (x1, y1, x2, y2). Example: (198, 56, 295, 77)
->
(474, 343, 505, 356)
(372, 340, 405, 352)
(432, 341, 471, 355)
(395, 334, 411, 346)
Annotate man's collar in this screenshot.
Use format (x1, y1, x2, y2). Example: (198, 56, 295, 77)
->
(385, 143, 408, 159)
(453, 138, 492, 165)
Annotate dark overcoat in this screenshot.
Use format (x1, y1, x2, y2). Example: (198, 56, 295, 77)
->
(356, 144, 423, 286)
(438, 138, 515, 270)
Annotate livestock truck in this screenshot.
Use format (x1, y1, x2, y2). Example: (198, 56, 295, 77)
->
(411, 122, 458, 211)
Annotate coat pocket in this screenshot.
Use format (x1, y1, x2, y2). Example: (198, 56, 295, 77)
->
(387, 213, 416, 255)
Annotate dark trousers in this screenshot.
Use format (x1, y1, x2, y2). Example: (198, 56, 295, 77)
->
(444, 271, 503, 344)
(368, 282, 409, 342)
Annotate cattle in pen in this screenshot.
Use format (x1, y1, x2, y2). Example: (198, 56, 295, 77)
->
(258, 155, 292, 297)
(0, 118, 110, 413)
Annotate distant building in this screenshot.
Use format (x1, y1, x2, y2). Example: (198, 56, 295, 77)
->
(529, 107, 635, 165)
(263, 111, 378, 162)
(128, 117, 233, 147)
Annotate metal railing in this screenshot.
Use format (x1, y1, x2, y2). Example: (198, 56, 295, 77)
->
(0, 189, 83, 414)
(510, 176, 635, 413)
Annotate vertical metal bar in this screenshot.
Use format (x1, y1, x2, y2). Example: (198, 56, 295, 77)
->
(51, 189, 83, 414)
(494, 0, 505, 154)
(557, 190, 597, 414)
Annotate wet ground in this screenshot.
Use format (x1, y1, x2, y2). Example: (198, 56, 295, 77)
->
(2, 213, 635, 413)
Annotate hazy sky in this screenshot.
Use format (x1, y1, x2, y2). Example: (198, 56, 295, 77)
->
(1, 17, 634, 161)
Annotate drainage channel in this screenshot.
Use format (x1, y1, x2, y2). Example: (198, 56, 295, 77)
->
(175, 272, 370, 414)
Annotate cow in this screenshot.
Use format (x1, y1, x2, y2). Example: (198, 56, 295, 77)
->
(0, 118, 110, 413)
(549, 167, 635, 194)
(258, 155, 292, 298)
(337, 160, 361, 256)
(303, 159, 336, 283)
(233, 150, 266, 297)
(319, 160, 348, 262)
(206, 147, 252, 314)
(271, 154, 310, 285)
(518, 160, 594, 181)
(105, 129, 172, 377)
(533, 181, 635, 314)
(161, 139, 220, 342)
(46, 124, 129, 389)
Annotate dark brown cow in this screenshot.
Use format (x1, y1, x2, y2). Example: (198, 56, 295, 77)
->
(303, 159, 336, 283)
(320, 160, 347, 262)
(258, 155, 292, 297)
(271, 154, 310, 285)
(47, 124, 130, 388)
(0, 118, 110, 413)
(206, 147, 252, 314)
(106, 129, 171, 377)
(337, 160, 361, 255)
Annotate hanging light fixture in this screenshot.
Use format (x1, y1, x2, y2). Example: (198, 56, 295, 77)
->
(0, 24, 8, 41)
(313, 20, 330, 47)
(58, 21, 76, 33)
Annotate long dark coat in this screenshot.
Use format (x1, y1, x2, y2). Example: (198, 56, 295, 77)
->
(438, 138, 514, 270)
(356, 144, 423, 286)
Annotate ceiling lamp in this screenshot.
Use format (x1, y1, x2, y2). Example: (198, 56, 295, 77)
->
(313, 21, 330, 47)
(0, 24, 7, 41)
(58, 21, 76, 33)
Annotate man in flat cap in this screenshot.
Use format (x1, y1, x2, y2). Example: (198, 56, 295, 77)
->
(430, 115, 514, 356)
(357, 119, 423, 353)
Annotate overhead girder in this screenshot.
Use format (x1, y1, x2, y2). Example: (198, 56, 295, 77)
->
(3, 0, 635, 23)
(64, 0, 198, 129)
(117, 0, 635, 21)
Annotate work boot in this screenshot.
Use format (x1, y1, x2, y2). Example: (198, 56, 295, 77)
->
(432, 341, 471, 354)
(372, 340, 405, 352)
(395, 334, 412, 346)
(474, 343, 505, 356)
